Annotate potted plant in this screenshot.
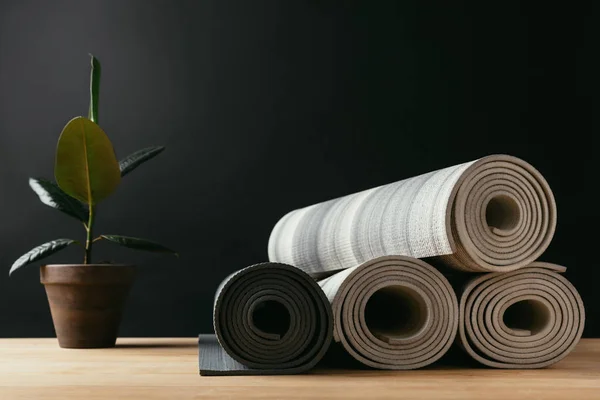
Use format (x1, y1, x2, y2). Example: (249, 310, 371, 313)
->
(9, 55, 177, 349)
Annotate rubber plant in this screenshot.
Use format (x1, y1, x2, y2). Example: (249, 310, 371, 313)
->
(9, 55, 177, 275)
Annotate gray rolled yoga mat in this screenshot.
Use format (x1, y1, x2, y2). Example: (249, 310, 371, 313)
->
(198, 262, 333, 376)
(458, 262, 585, 368)
(318, 255, 458, 369)
(268, 155, 556, 273)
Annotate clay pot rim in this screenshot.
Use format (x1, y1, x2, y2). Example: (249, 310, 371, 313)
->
(41, 264, 136, 285)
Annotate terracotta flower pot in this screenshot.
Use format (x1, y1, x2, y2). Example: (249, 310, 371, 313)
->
(40, 264, 136, 349)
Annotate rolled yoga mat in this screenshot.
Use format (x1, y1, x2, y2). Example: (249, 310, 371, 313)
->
(457, 262, 585, 368)
(268, 155, 556, 273)
(198, 262, 333, 375)
(318, 256, 458, 369)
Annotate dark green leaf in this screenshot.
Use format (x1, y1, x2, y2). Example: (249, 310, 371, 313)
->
(101, 235, 177, 255)
(88, 54, 101, 123)
(9, 239, 78, 276)
(29, 178, 88, 222)
(119, 146, 165, 177)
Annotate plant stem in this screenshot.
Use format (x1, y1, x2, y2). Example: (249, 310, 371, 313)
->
(84, 205, 95, 264)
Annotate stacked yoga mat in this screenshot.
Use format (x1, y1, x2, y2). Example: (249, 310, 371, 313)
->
(199, 155, 584, 375)
(199, 263, 332, 375)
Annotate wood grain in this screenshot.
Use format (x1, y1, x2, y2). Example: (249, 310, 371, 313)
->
(0, 338, 598, 399)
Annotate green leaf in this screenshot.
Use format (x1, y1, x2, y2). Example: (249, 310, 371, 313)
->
(55, 116, 121, 205)
(29, 178, 88, 222)
(119, 146, 165, 177)
(88, 54, 101, 123)
(101, 235, 178, 255)
(9, 239, 77, 276)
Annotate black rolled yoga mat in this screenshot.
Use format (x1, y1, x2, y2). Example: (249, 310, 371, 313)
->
(318, 255, 459, 369)
(457, 262, 585, 368)
(198, 262, 333, 376)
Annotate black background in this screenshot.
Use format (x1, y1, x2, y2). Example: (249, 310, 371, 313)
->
(0, 1, 597, 337)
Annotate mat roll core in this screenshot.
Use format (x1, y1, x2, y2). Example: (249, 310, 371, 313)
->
(458, 262, 585, 368)
(199, 262, 333, 375)
(318, 256, 458, 369)
(269, 155, 556, 273)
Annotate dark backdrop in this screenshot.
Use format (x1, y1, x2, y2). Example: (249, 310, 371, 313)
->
(0, 1, 597, 337)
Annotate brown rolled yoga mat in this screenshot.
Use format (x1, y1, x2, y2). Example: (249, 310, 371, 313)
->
(269, 155, 556, 273)
(198, 262, 333, 375)
(317, 255, 458, 369)
(457, 262, 585, 368)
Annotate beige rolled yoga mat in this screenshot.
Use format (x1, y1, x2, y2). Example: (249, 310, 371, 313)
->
(458, 262, 585, 368)
(318, 256, 458, 369)
(198, 262, 333, 375)
(268, 155, 556, 273)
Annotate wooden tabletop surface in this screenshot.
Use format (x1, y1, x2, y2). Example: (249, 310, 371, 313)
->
(0, 338, 598, 399)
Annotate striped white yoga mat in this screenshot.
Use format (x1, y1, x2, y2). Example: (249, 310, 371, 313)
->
(269, 155, 556, 274)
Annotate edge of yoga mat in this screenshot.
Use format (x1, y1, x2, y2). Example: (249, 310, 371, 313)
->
(317, 255, 459, 370)
(441, 155, 556, 272)
(199, 262, 333, 376)
(457, 262, 585, 369)
(199, 334, 320, 376)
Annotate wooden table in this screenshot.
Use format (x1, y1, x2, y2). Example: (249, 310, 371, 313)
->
(0, 338, 598, 399)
